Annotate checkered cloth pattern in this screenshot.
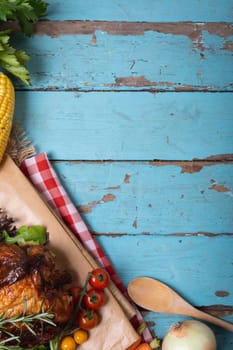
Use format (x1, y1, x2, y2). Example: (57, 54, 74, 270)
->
(20, 152, 152, 343)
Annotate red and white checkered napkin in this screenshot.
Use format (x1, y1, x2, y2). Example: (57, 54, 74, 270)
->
(20, 152, 152, 343)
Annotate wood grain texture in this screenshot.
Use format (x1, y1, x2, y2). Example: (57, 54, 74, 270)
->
(45, 0, 233, 22)
(96, 235, 233, 306)
(96, 234, 233, 348)
(51, 161, 233, 235)
(11, 22, 233, 91)
(14, 91, 233, 160)
(4, 0, 233, 346)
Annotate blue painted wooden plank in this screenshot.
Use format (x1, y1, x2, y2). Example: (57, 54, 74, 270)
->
(12, 29, 233, 91)
(46, 0, 233, 22)
(14, 91, 233, 160)
(96, 235, 233, 306)
(51, 161, 233, 235)
(97, 234, 233, 348)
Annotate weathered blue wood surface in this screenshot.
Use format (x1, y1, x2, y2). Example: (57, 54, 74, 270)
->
(97, 235, 233, 306)
(15, 92, 233, 160)
(12, 26, 233, 91)
(5, 0, 233, 348)
(46, 0, 233, 22)
(51, 162, 233, 235)
(97, 234, 233, 349)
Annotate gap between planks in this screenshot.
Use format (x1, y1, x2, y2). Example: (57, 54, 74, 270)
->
(51, 159, 233, 167)
(4, 20, 232, 38)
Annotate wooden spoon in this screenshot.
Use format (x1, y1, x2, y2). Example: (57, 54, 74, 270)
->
(127, 277, 233, 332)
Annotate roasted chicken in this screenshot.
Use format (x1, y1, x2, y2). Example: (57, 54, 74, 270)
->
(0, 242, 73, 347)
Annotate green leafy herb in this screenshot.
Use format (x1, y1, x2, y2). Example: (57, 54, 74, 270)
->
(0, 30, 30, 84)
(3, 224, 47, 245)
(0, 335, 20, 350)
(0, 0, 49, 84)
(0, 298, 55, 349)
(0, 0, 48, 35)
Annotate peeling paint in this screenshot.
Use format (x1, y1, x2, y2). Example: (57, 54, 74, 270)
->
(114, 76, 156, 87)
(204, 154, 233, 161)
(199, 305, 233, 317)
(124, 174, 131, 183)
(215, 290, 230, 297)
(78, 202, 94, 214)
(132, 219, 138, 228)
(210, 183, 230, 192)
(101, 193, 116, 202)
(222, 41, 233, 51)
(104, 185, 120, 190)
(4, 20, 232, 42)
(149, 160, 233, 174)
(78, 193, 116, 213)
(181, 162, 203, 174)
(105, 76, 211, 91)
(30, 21, 233, 40)
(209, 180, 230, 193)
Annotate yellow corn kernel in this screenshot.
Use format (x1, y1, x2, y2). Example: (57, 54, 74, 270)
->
(0, 72, 15, 162)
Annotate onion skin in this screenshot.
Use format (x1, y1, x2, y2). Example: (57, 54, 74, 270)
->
(162, 320, 216, 350)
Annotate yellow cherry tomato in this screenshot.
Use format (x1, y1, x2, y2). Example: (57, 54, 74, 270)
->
(73, 329, 89, 344)
(60, 336, 76, 350)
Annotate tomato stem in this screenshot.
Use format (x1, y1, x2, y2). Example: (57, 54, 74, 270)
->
(76, 272, 93, 312)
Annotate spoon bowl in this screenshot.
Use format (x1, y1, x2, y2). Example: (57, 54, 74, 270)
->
(127, 277, 233, 332)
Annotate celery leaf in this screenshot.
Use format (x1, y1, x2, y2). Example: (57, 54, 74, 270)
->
(0, 30, 31, 85)
(0, 0, 48, 35)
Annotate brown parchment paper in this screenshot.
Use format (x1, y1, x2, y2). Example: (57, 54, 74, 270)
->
(0, 155, 140, 350)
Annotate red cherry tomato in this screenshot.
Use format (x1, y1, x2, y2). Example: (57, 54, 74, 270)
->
(70, 286, 82, 304)
(83, 288, 105, 310)
(89, 268, 110, 290)
(77, 309, 100, 330)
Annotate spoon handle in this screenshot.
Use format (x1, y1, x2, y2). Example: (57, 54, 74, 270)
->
(188, 307, 233, 332)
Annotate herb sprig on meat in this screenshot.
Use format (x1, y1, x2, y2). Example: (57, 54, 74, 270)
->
(0, 209, 73, 349)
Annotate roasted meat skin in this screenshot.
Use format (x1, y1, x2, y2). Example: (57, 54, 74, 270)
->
(0, 269, 73, 323)
(0, 322, 63, 347)
(20, 323, 63, 347)
(26, 245, 72, 288)
(0, 243, 74, 347)
(0, 243, 28, 288)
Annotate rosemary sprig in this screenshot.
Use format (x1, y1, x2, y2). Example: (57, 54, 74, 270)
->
(0, 298, 56, 348)
(0, 335, 20, 350)
(1, 311, 56, 333)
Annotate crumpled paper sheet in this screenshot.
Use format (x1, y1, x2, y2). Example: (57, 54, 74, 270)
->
(0, 155, 140, 350)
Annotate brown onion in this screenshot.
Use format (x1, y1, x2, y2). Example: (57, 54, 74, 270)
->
(162, 320, 216, 350)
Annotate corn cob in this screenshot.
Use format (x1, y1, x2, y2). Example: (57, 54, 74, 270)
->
(0, 73, 15, 162)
